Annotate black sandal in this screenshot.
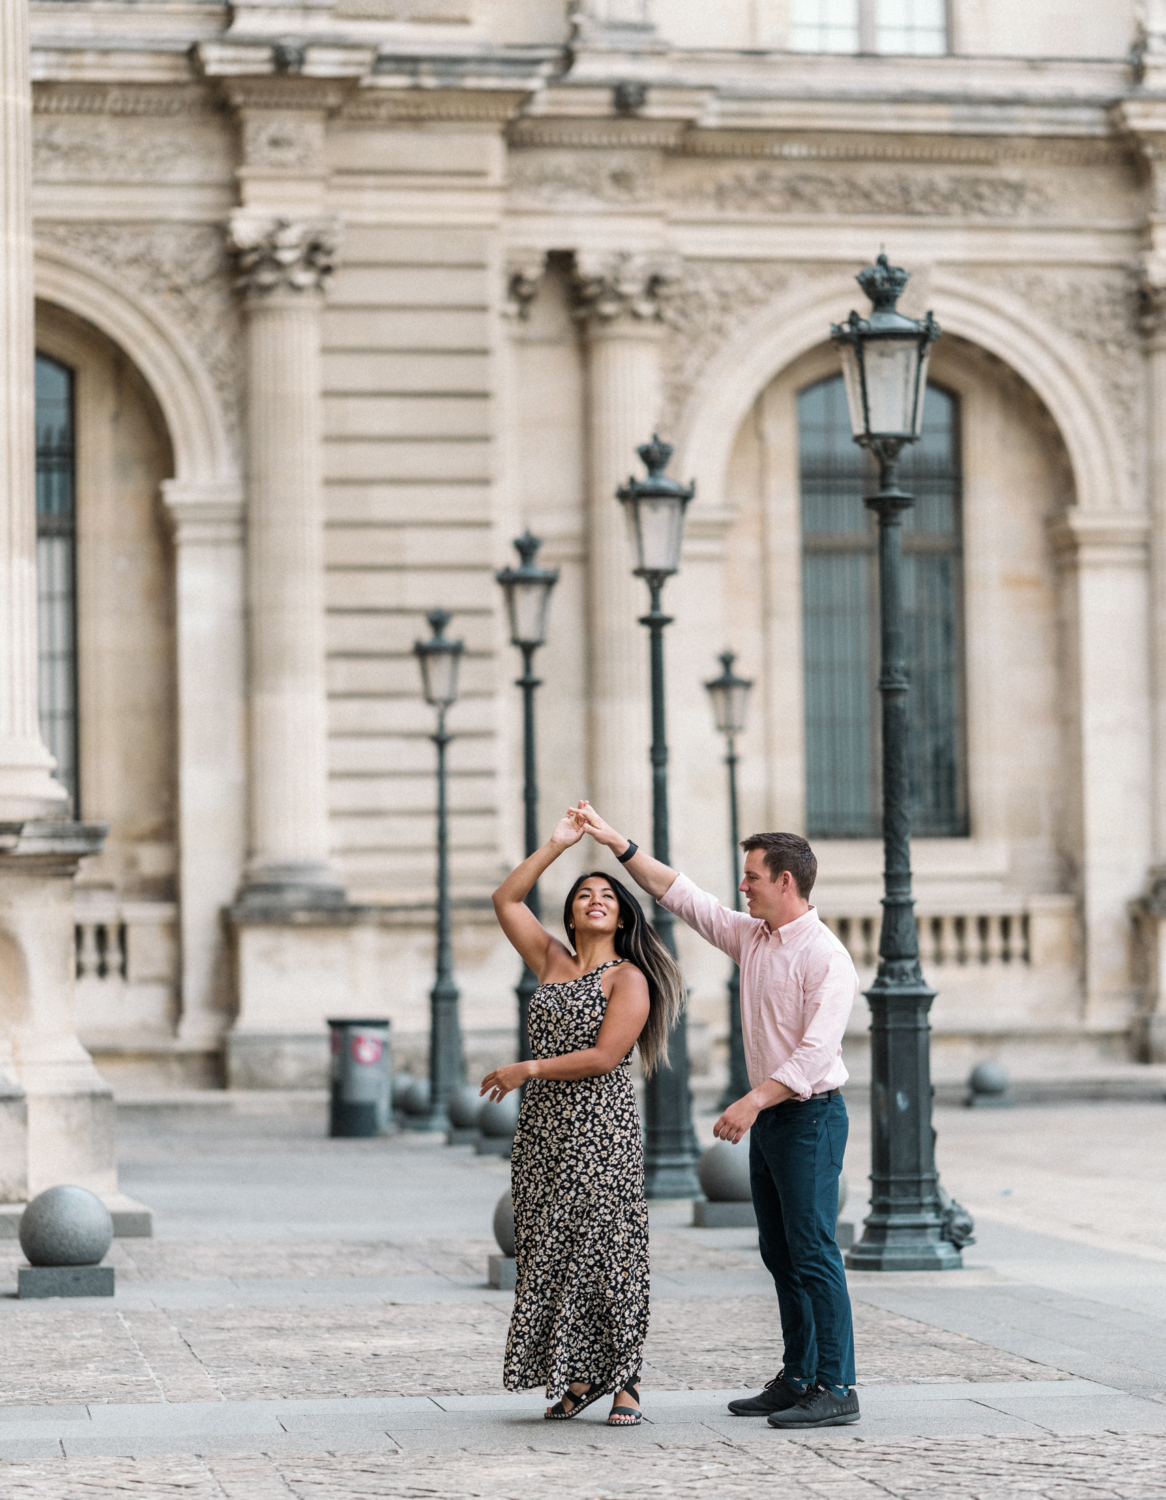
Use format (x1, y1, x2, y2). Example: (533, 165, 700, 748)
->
(545, 1381, 603, 1420)
(607, 1378, 642, 1427)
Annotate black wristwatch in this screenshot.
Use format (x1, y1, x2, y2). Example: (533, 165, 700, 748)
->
(616, 841, 638, 864)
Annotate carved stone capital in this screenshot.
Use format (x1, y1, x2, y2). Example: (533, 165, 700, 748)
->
(569, 251, 678, 331)
(228, 212, 340, 300)
(503, 250, 546, 321)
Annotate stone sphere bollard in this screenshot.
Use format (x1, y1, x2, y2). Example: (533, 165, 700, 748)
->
(401, 1077, 432, 1118)
(697, 1138, 752, 1203)
(20, 1186, 113, 1268)
(476, 1090, 520, 1158)
(391, 1073, 414, 1109)
(448, 1084, 484, 1131)
(493, 1190, 515, 1258)
(967, 1060, 1012, 1109)
(837, 1172, 848, 1217)
(479, 1092, 520, 1136)
(694, 1137, 754, 1226)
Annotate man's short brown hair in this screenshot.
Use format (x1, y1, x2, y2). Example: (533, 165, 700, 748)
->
(740, 832, 817, 900)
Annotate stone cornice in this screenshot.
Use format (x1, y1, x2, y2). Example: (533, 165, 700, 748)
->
(33, 82, 217, 116)
(341, 86, 534, 124)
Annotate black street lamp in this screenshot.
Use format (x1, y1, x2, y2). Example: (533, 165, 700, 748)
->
(830, 254, 959, 1271)
(414, 608, 467, 1132)
(704, 650, 753, 1110)
(617, 435, 701, 1200)
(496, 530, 559, 1061)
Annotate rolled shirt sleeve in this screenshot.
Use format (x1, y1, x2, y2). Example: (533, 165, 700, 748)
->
(770, 945, 857, 1100)
(657, 872, 756, 965)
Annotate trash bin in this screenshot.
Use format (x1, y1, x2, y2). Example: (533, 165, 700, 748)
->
(327, 1019, 391, 1138)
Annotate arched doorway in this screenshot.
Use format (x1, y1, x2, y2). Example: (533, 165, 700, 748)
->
(35, 300, 181, 1060)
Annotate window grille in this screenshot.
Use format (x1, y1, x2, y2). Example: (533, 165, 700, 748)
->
(875, 0, 946, 54)
(35, 353, 79, 812)
(800, 374, 967, 840)
(790, 0, 946, 53)
(790, 0, 860, 52)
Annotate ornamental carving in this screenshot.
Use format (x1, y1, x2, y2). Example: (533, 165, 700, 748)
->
(35, 222, 242, 461)
(961, 265, 1143, 498)
(33, 113, 230, 182)
(503, 251, 546, 321)
(228, 214, 340, 299)
(240, 114, 325, 174)
(658, 261, 837, 430)
(507, 150, 661, 206)
(570, 251, 679, 330)
(670, 164, 1049, 219)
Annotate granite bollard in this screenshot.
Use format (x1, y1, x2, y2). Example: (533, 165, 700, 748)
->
(476, 1092, 519, 1158)
(488, 1189, 516, 1290)
(693, 1137, 754, 1226)
(18, 1186, 115, 1298)
(446, 1084, 483, 1146)
(966, 1060, 1013, 1109)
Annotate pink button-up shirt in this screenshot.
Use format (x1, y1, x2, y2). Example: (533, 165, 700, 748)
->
(659, 873, 857, 1100)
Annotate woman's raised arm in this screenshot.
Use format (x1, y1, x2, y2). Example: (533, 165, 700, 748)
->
(492, 812, 584, 977)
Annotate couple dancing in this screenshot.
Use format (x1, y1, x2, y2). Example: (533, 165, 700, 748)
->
(480, 801, 861, 1430)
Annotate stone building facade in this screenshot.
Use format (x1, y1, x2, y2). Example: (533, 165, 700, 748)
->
(5, 0, 1166, 1120)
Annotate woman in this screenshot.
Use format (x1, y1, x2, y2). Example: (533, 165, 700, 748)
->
(481, 806, 681, 1427)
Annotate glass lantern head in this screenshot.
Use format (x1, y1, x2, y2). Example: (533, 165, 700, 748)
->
(495, 530, 559, 649)
(830, 254, 940, 446)
(413, 608, 463, 708)
(705, 651, 753, 737)
(616, 434, 696, 582)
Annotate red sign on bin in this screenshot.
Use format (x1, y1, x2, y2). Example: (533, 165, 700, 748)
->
(351, 1035, 384, 1066)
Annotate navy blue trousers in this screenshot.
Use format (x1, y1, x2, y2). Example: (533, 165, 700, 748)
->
(749, 1092, 856, 1388)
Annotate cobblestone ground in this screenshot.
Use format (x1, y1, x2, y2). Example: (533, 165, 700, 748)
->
(4, 1434, 1166, 1500)
(0, 1227, 1059, 1408)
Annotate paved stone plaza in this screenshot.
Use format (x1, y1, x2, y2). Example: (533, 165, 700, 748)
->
(0, 1097, 1164, 1498)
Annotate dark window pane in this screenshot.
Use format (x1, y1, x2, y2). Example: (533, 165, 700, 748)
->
(799, 374, 967, 839)
(35, 353, 79, 811)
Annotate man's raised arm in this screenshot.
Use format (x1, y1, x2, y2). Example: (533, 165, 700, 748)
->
(574, 802, 676, 899)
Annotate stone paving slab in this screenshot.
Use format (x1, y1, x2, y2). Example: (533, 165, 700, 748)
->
(5, 1427, 1166, 1497)
(0, 1381, 1157, 1463)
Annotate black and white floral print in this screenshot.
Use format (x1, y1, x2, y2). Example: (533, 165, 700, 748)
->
(503, 959, 649, 1402)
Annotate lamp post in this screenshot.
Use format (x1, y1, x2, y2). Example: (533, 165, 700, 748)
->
(830, 254, 959, 1270)
(496, 531, 559, 1061)
(704, 651, 753, 1110)
(617, 435, 701, 1199)
(413, 608, 466, 1132)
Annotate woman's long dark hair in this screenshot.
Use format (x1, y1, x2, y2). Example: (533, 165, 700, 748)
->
(562, 870, 682, 1076)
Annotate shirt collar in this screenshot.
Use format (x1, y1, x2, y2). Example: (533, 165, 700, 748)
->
(772, 905, 819, 944)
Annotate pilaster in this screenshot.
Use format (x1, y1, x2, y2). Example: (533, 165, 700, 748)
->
(571, 250, 676, 836)
(0, 0, 67, 817)
(161, 482, 247, 1052)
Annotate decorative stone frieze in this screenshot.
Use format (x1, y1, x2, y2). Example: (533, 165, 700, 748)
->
(570, 250, 678, 330)
(227, 213, 340, 300)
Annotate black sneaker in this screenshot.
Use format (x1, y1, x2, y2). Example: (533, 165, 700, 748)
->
(766, 1384, 860, 1429)
(727, 1372, 809, 1417)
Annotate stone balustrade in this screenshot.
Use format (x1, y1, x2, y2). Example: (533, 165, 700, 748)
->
(74, 899, 179, 1046)
(821, 906, 1035, 972)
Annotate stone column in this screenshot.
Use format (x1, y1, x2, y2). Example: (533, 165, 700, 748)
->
(229, 213, 344, 907)
(161, 481, 247, 1056)
(1118, 102, 1166, 1054)
(572, 252, 675, 836)
(0, 0, 66, 821)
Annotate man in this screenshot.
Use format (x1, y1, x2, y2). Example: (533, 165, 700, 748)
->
(576, 802, 860, 1429)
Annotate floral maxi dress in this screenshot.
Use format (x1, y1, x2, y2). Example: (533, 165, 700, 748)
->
(503, 959, 649, 1401)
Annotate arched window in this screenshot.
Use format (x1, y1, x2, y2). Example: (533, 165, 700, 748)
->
(800, 374, 967, 839)
(35, 353, 79, 811)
